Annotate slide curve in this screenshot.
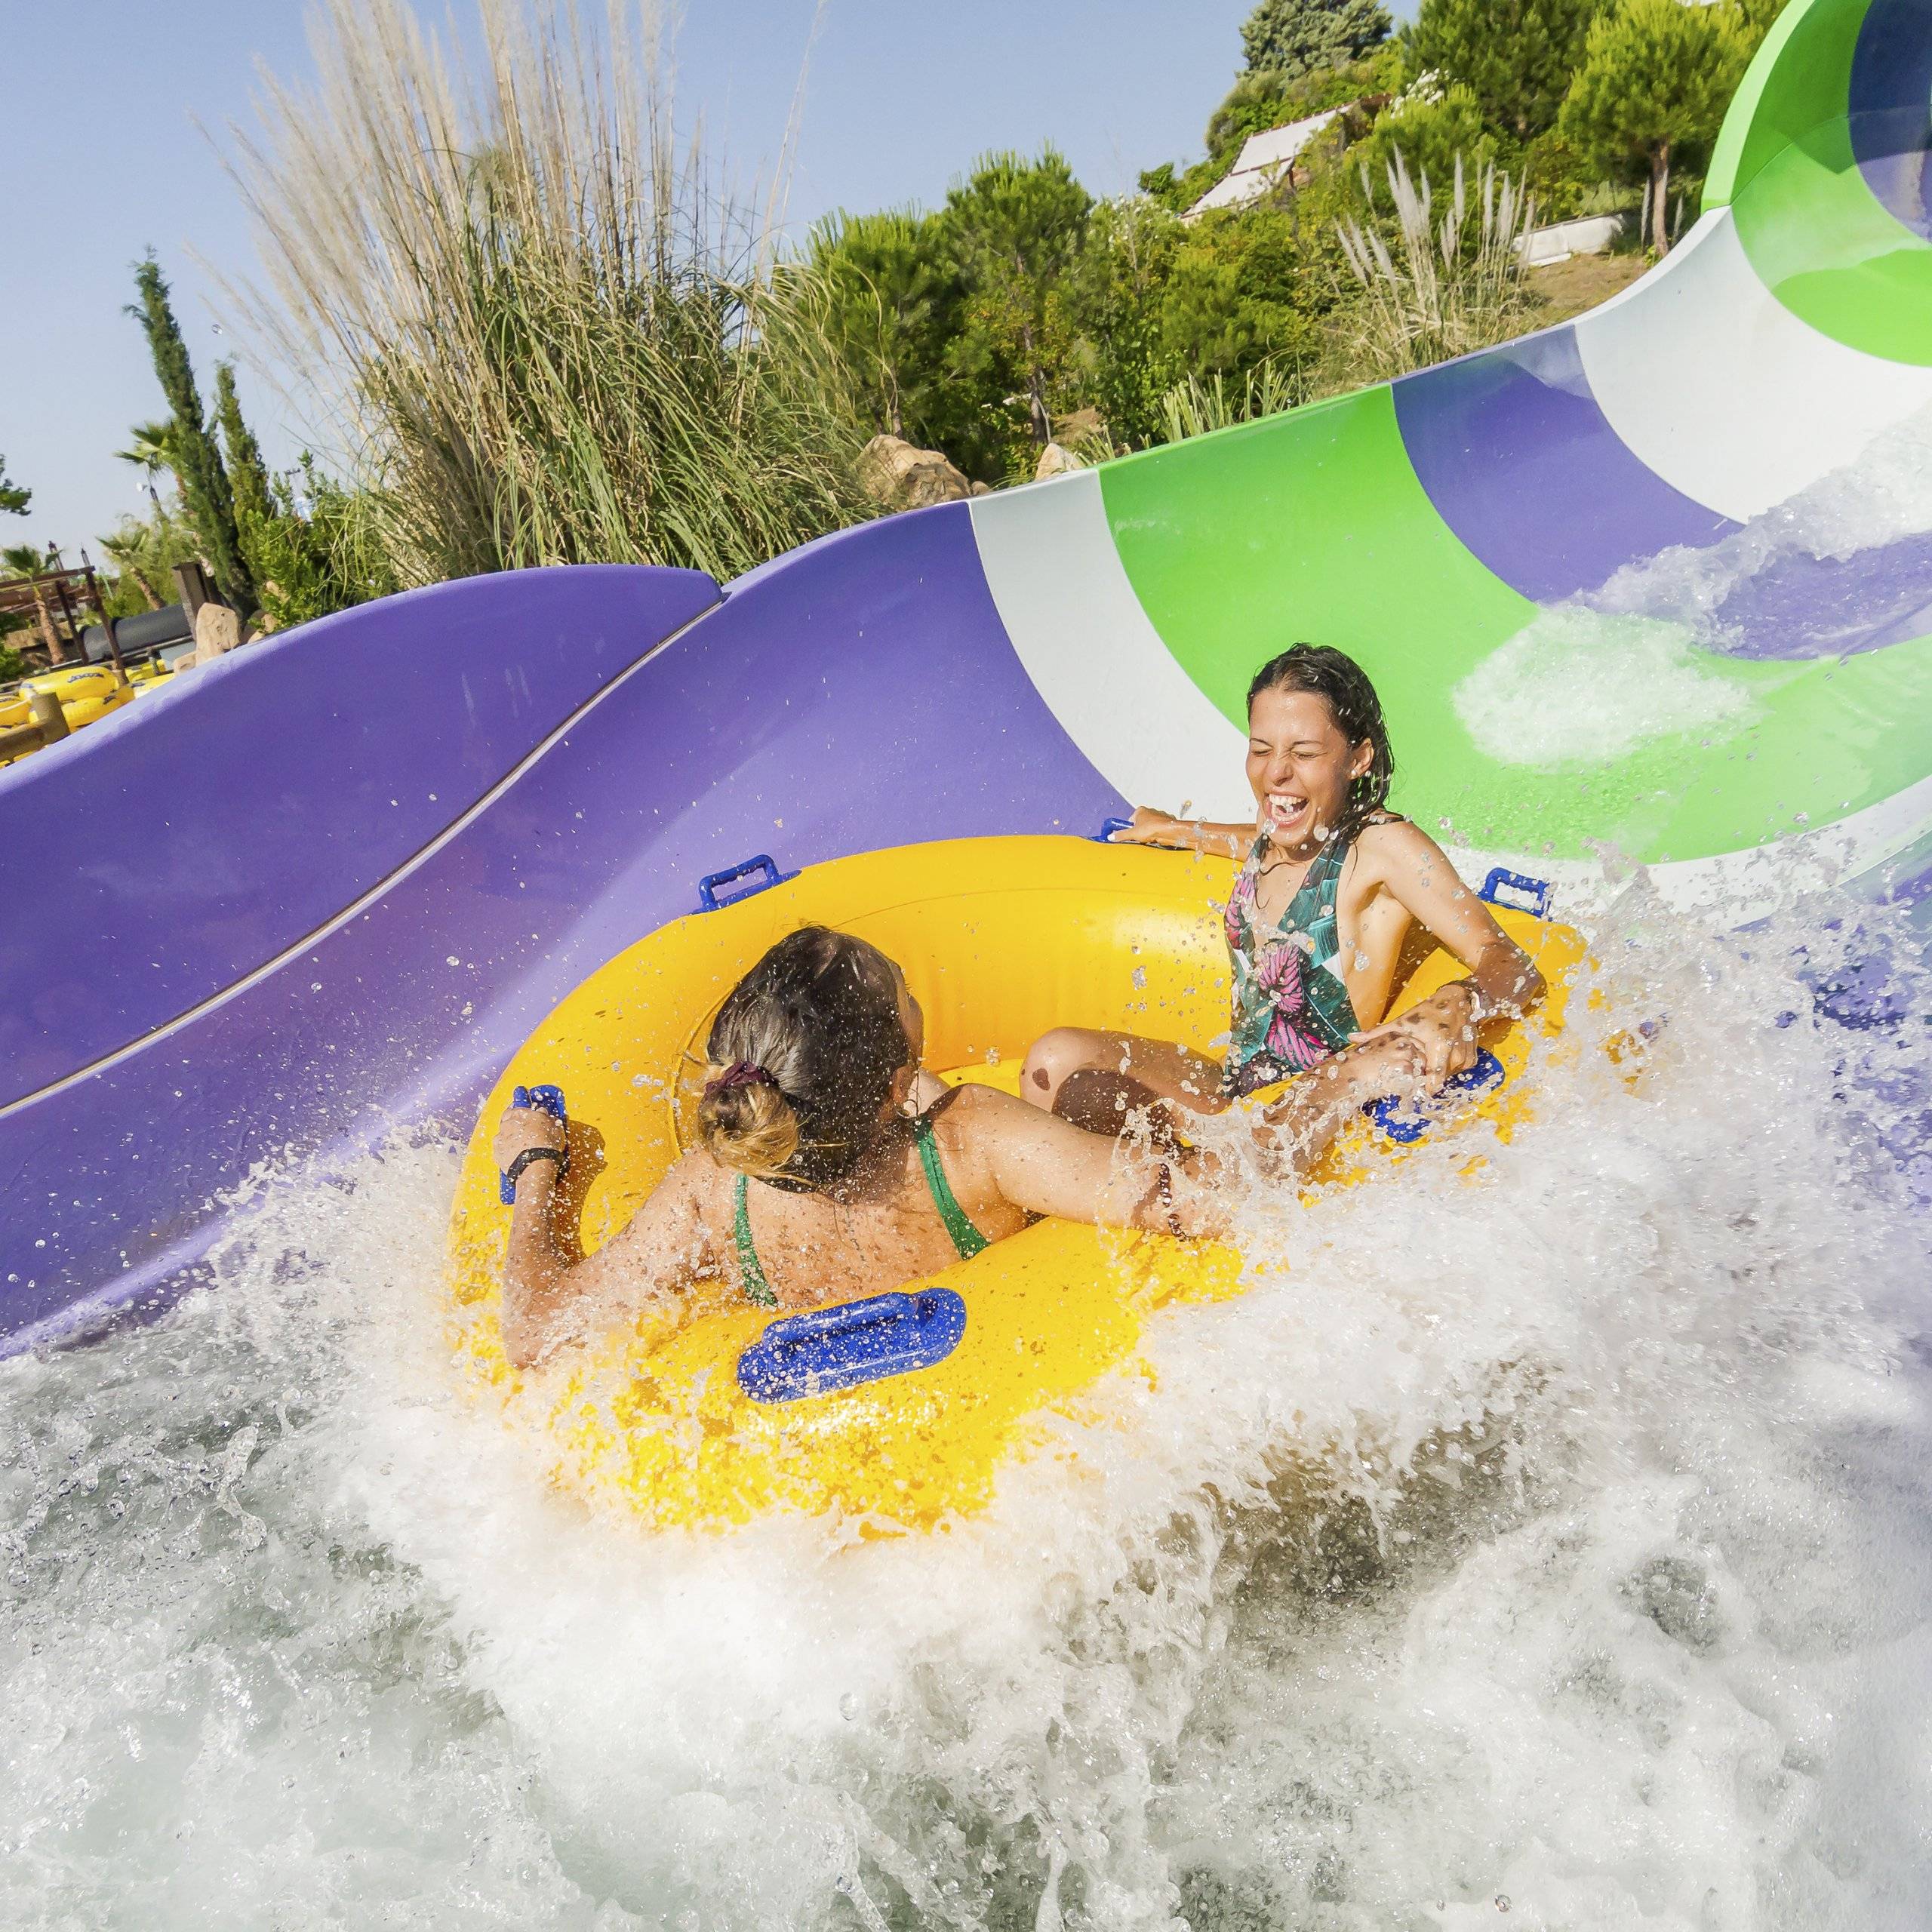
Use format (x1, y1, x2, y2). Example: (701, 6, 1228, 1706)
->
(2, 0, 1927, 1350)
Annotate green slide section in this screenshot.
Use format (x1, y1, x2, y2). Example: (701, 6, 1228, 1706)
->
(1077, 0, 1932, 878)
(1100, 385, 1932, 867)
(1715, 0, 1932, 361)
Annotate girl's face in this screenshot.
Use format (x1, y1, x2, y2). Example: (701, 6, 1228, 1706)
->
(1245, 685, 1374, 849)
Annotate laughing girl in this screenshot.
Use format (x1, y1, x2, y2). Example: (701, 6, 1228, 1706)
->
(1023, 644, 1545, 1125)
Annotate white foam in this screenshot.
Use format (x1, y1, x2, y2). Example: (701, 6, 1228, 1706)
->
(3, 897, 1931, 1927)
(1452, 407, 1932, 776)
(1452, 605, 1759, 766)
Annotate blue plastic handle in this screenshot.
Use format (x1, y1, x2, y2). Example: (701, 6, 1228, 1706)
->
(500, 1082, 568, 1203)
(737, 1287, 968, 1403)
(1479, 867, 1552, 918)
(697, 852, 799, 912)
(1094, 815, 1136, 843)
(1364, 1048, 1506, 1145)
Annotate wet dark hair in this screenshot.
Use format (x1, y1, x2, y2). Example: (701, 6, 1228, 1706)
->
(697, 926, 911, 1190)
(1246, 643, 1395, 848)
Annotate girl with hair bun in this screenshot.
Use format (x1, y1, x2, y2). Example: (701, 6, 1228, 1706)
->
(492, 924, 1429, 1368)
(1022, 643, 1544, 1132)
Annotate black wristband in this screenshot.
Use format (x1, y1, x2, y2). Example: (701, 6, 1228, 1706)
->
(505, 1145, 568, 1200)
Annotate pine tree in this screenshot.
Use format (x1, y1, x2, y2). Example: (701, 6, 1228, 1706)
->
(127, 254, 256, 613)
(0, 455, 29, 518)
(1410, 0, 1606, 142)
(809, 210, 964, 445)
(1560, 0, 1749, 256)
(1239, 0, 1393, 80)
(938, 149, 1094, 453)
(213, 361, 278, 588)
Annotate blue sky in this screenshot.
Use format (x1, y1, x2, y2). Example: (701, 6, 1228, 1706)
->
(4, 0, 1348, 554)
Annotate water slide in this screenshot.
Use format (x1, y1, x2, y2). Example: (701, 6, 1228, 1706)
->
(4, 0, 1927, 1355)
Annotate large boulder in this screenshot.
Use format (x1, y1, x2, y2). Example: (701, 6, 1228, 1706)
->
(192, 601, 242, 666)
(1034, 442, 1084, 481)
(857, 435, 974, 511)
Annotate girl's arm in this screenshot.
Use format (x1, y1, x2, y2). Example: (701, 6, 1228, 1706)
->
(493, 1103, 715, 1370)
(1352, 822, 1546, 1083)
(980, 1037, 1425, 1235)
(1107, 805, 1254, 859)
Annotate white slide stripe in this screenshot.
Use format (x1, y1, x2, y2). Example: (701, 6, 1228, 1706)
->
(969, 469, 1252, 820)
(1574, 208, 1932, 522)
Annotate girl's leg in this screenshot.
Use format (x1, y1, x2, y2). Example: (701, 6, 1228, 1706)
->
(1020, 1028, 1226, 1116)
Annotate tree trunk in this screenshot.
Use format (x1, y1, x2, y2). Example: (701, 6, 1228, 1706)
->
(30, 585, 63, 665)
(128, 566, 162, 611)
(1651, 140, 1673, 260)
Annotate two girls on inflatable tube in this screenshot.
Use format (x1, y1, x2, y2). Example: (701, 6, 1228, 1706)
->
(485, 645, 1553, 1375)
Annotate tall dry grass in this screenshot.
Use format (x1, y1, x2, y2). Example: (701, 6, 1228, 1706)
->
(1330, 153, 1538, 385)
(218, 0, 869, 588)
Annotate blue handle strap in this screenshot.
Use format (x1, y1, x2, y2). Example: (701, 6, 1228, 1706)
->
(1363, 1048, 1506, 1145)
(737, 1287, 968, 1403)
(500, 1082, 568, 1204)
(1479, 868, 1552, 918)
(697, 852, 800, 912)
(1093, 814, 1135, 843)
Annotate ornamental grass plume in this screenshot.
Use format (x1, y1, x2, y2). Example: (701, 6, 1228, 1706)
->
(216, 0, 870, 589)
(1331, 151, 1538, 383)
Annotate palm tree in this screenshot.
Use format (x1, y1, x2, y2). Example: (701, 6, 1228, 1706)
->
(1, 543, 65, 663)
(115, 420, 183, 514)
(98, 528, 164, 611)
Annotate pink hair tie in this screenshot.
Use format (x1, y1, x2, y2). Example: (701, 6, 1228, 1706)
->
(706, 1060, 777, 1098)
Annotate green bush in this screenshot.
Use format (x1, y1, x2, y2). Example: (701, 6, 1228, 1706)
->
(1161, 206, 1331, 384)
(1349, 78, 1509, 200)
(250, 457, 398, 629)
(1068, 198, 1189, 449)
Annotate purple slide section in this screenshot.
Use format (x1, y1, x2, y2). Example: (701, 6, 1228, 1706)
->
(1394, 328, 1740, 600)
(0, 503, 1122, 1351)
(0, 565, 716, 1108)
(1850, 0, 1932, 240)
(1712, 528, 1932, 657)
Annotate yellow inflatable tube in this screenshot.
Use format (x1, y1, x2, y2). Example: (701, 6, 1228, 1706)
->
(446, 835, 1586, 1534)
(0, 667, 136, 765)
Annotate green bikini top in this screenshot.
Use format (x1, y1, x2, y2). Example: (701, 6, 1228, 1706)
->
(731, 1110, 989, 1309)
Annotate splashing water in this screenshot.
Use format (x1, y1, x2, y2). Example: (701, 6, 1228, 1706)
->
(1456, 408, 1932, 767)
(5, 884, 1930, 1929)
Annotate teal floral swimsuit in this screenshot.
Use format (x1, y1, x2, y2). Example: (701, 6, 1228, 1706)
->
(1222, 822, 1388, 1097)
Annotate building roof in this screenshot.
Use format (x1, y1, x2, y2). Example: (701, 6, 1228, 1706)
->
(1186, 108, 1346, 219)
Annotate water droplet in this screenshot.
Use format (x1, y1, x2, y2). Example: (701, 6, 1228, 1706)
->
(838, 1691, 859, 1721)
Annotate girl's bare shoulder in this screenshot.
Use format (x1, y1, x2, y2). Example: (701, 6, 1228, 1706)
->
(659, 1146, 734, 1219)
(1355, 813, 1429, 865)
(928, 1079, 1029, 1134)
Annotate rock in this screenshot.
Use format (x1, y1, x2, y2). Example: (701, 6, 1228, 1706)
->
(1034, 442, 1084, 481)
(192, 601, 242, 666)
(856, 435, 973, 511)
(970, 481, 993, 497)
